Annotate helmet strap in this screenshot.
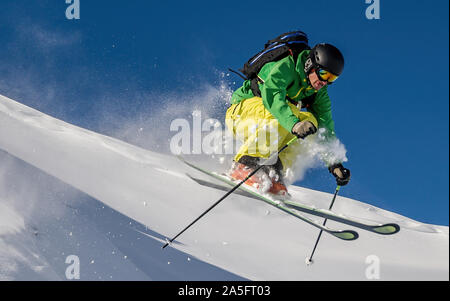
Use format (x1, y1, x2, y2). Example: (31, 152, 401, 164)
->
(304, 57, 317, 87)
(304, 57, 314, 74)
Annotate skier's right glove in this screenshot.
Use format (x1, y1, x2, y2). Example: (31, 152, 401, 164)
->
(291, 121, 317, 139)
(329, 163, 351, 186)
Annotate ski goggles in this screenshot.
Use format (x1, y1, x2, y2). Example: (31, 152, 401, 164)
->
(316, 68, 339, 84)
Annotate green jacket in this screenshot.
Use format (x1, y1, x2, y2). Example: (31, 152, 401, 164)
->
(231, 50, 336, 138)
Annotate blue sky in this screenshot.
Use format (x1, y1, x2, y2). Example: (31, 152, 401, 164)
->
(0, 0, 448, 225)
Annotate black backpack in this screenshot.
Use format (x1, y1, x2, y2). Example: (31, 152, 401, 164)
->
(229, 31, 311, 99)
(239, 31, 310, 80)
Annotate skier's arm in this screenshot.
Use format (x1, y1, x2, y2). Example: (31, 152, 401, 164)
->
(307, 83, 352, 185)
(307, 87, 348, 170)
(259, 61, 299, 132)
(307, 87, 336, 138)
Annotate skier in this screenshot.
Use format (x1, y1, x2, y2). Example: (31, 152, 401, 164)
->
(225, 32, 351, 196)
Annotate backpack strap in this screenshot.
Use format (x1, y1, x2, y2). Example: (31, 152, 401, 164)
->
(228, 68, 248, 80)
(264, 31, 308, 49)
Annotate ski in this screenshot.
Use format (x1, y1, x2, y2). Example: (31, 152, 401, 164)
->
(178, 156, 359, 241)
(282, 200, 400, 235)
(187, 172, 400, 236)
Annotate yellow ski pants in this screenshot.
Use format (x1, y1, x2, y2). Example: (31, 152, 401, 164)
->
(225, 97, 318, 170)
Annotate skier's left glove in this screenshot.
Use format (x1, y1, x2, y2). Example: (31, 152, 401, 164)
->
(329, 163, 351, 186)
(291, 121, 317, 139)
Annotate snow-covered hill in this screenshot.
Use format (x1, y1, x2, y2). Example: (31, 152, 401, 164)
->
(0, 93, 448, 280)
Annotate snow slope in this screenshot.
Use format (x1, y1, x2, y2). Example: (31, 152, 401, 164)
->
(0, 93, 448, 280)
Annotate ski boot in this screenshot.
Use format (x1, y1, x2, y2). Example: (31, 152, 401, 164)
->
(228, 156, 289, 197)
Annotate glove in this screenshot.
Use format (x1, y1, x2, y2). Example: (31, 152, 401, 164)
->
(329, 163, 351, 186)
(291, 121, 317, 139)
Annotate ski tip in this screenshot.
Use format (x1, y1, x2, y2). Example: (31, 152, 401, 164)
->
(373, 223, 401, 235)
(334, 230, 359, 241)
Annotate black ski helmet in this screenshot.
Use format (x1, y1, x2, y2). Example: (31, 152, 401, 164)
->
(304, 43, 345, 76)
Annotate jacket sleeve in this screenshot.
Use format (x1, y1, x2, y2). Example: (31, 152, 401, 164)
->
(307, 87, 336, 138)
(259, 61, 300, 132)
(308, 88, 344, 167)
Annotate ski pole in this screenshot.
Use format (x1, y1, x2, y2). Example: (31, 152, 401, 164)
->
(162, 136, 299, 249)
(306, 185, 341, 264)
